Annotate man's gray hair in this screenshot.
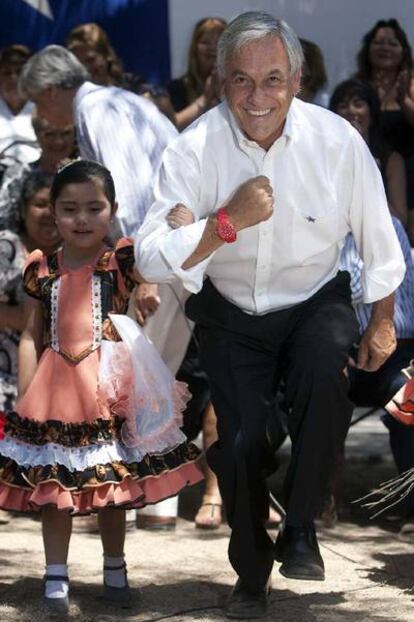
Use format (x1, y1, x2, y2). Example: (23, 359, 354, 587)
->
(217, 11, 304, 77)
(19, 45, 89, 97)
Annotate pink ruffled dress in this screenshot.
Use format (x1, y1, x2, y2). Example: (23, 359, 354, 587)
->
(0, 238, 202, 514)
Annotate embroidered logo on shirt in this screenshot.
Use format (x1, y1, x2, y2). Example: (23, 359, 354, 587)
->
(305, 216, 316, 223)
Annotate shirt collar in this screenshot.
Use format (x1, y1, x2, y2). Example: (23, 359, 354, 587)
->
(225, 99, 296, 153)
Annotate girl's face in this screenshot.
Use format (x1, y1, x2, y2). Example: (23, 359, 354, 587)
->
(25, 187, 60, 250)
(53, 179, 114, 252)
(369, 27, 404, 72)
(336, 96, 371, 139)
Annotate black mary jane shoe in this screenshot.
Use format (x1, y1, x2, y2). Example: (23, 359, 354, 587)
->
(102, 562, 133, 608)
(274, 523, 325, 581)
(225, 578, 271, 620)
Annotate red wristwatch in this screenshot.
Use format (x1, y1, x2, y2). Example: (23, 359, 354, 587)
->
(216, 207, 237, 243)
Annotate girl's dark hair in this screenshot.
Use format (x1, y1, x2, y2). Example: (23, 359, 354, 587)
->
(50, 159, 116, 207)
(329, 79, 381, 125)
(20, 171, 54, 217)
(329, 79, 391, 173)
(356, 18, 413, 80)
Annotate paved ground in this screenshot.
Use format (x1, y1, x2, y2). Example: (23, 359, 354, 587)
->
(0, 411, 413, 621)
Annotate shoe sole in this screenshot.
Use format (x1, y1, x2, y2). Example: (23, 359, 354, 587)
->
(225, 587, 271, 619)
(279, 566, 325, 581)
(225, 610, 268, 619)
(43, 596, 69, 613)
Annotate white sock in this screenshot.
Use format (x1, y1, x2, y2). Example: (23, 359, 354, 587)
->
(103, 555, 127, 588)
(45, 564, 69, 599)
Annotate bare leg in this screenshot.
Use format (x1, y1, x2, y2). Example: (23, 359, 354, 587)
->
(98, 508, 126, 556)
(195, 402, 223, 528)
(42, 507, 72, 564)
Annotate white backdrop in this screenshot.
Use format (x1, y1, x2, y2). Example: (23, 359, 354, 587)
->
(169, 0, 414, 92)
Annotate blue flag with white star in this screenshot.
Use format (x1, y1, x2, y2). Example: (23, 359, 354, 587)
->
(0, 0, 170, 84)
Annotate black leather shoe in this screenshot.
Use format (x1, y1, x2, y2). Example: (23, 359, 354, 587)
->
(274, 524, 325, 581)
(225, 578, 271, 619)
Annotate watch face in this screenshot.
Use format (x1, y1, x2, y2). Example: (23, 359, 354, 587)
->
(217, 219, 237, 243)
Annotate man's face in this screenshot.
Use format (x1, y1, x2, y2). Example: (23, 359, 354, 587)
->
(223, 36, 300, 150)
(31, 87, 74, 128)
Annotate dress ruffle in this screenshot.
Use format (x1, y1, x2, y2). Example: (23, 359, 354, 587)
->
(0, 442, 202, 514)
(0, 462, 201, 514)
(0, 435, 189, 471)
(6, 411, 123, 446)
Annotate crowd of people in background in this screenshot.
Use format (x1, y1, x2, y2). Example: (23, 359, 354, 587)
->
(0, 10, 413, 617)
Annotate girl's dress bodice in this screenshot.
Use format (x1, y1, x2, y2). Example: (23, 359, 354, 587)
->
(15, 239, 136, 426)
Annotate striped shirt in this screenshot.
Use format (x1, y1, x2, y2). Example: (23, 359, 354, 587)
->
(340, 216, 414, 337)
(74, 81, 177, 238)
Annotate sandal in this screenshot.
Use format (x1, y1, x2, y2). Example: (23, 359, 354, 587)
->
(265, 506, 283, 529)
(195, 501, 222, 530)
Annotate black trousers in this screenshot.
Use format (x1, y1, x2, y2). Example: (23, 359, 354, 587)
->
(349, 341, 414, 512)
(186, 273, 359, 592)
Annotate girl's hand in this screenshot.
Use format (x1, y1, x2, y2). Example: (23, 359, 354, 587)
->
(167, 203, 195, 229)
(134, 283, 160, 326)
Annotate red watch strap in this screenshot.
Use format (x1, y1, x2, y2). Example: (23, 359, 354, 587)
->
(216, 207, 237, 243)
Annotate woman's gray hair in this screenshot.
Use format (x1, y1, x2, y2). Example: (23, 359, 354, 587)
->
(19, 45, 89, 97)
(217, 11, 304, 77)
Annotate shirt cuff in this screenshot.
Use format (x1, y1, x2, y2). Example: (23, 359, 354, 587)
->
(362, 262, 406, 304)
(159, 219, 215, 293)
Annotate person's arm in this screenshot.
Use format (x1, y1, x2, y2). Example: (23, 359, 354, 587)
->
(356, 293, 396, 371)
(18, 295, 43, 397)
(136, 164, 274, 291)
(0, 301, 25, 331)
(347, 130, 405, 304)
(346, 131, 405, 371)
(386, 151, 408, 226)
(135, 203, 197, 324)
(398, 72, 414, 127)
(181, 176, 274, 269)
(175, 176, 275, 270)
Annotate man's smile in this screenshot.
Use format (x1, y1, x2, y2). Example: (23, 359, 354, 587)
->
(245, 108, 272, 117)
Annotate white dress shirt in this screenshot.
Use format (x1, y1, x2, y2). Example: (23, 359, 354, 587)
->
(74, 81, 177, 237)
(0, 98, 39, 163)
(136, 98, 405, 315)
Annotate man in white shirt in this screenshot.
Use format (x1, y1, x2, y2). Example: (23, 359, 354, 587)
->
(136, 12, 405, 619)
(19, 45, 176, 238)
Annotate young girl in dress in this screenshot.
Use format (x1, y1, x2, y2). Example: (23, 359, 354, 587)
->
(0, 159, 201, 611)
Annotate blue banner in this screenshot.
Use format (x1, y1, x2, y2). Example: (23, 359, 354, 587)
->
(0, 0, 170, 85)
